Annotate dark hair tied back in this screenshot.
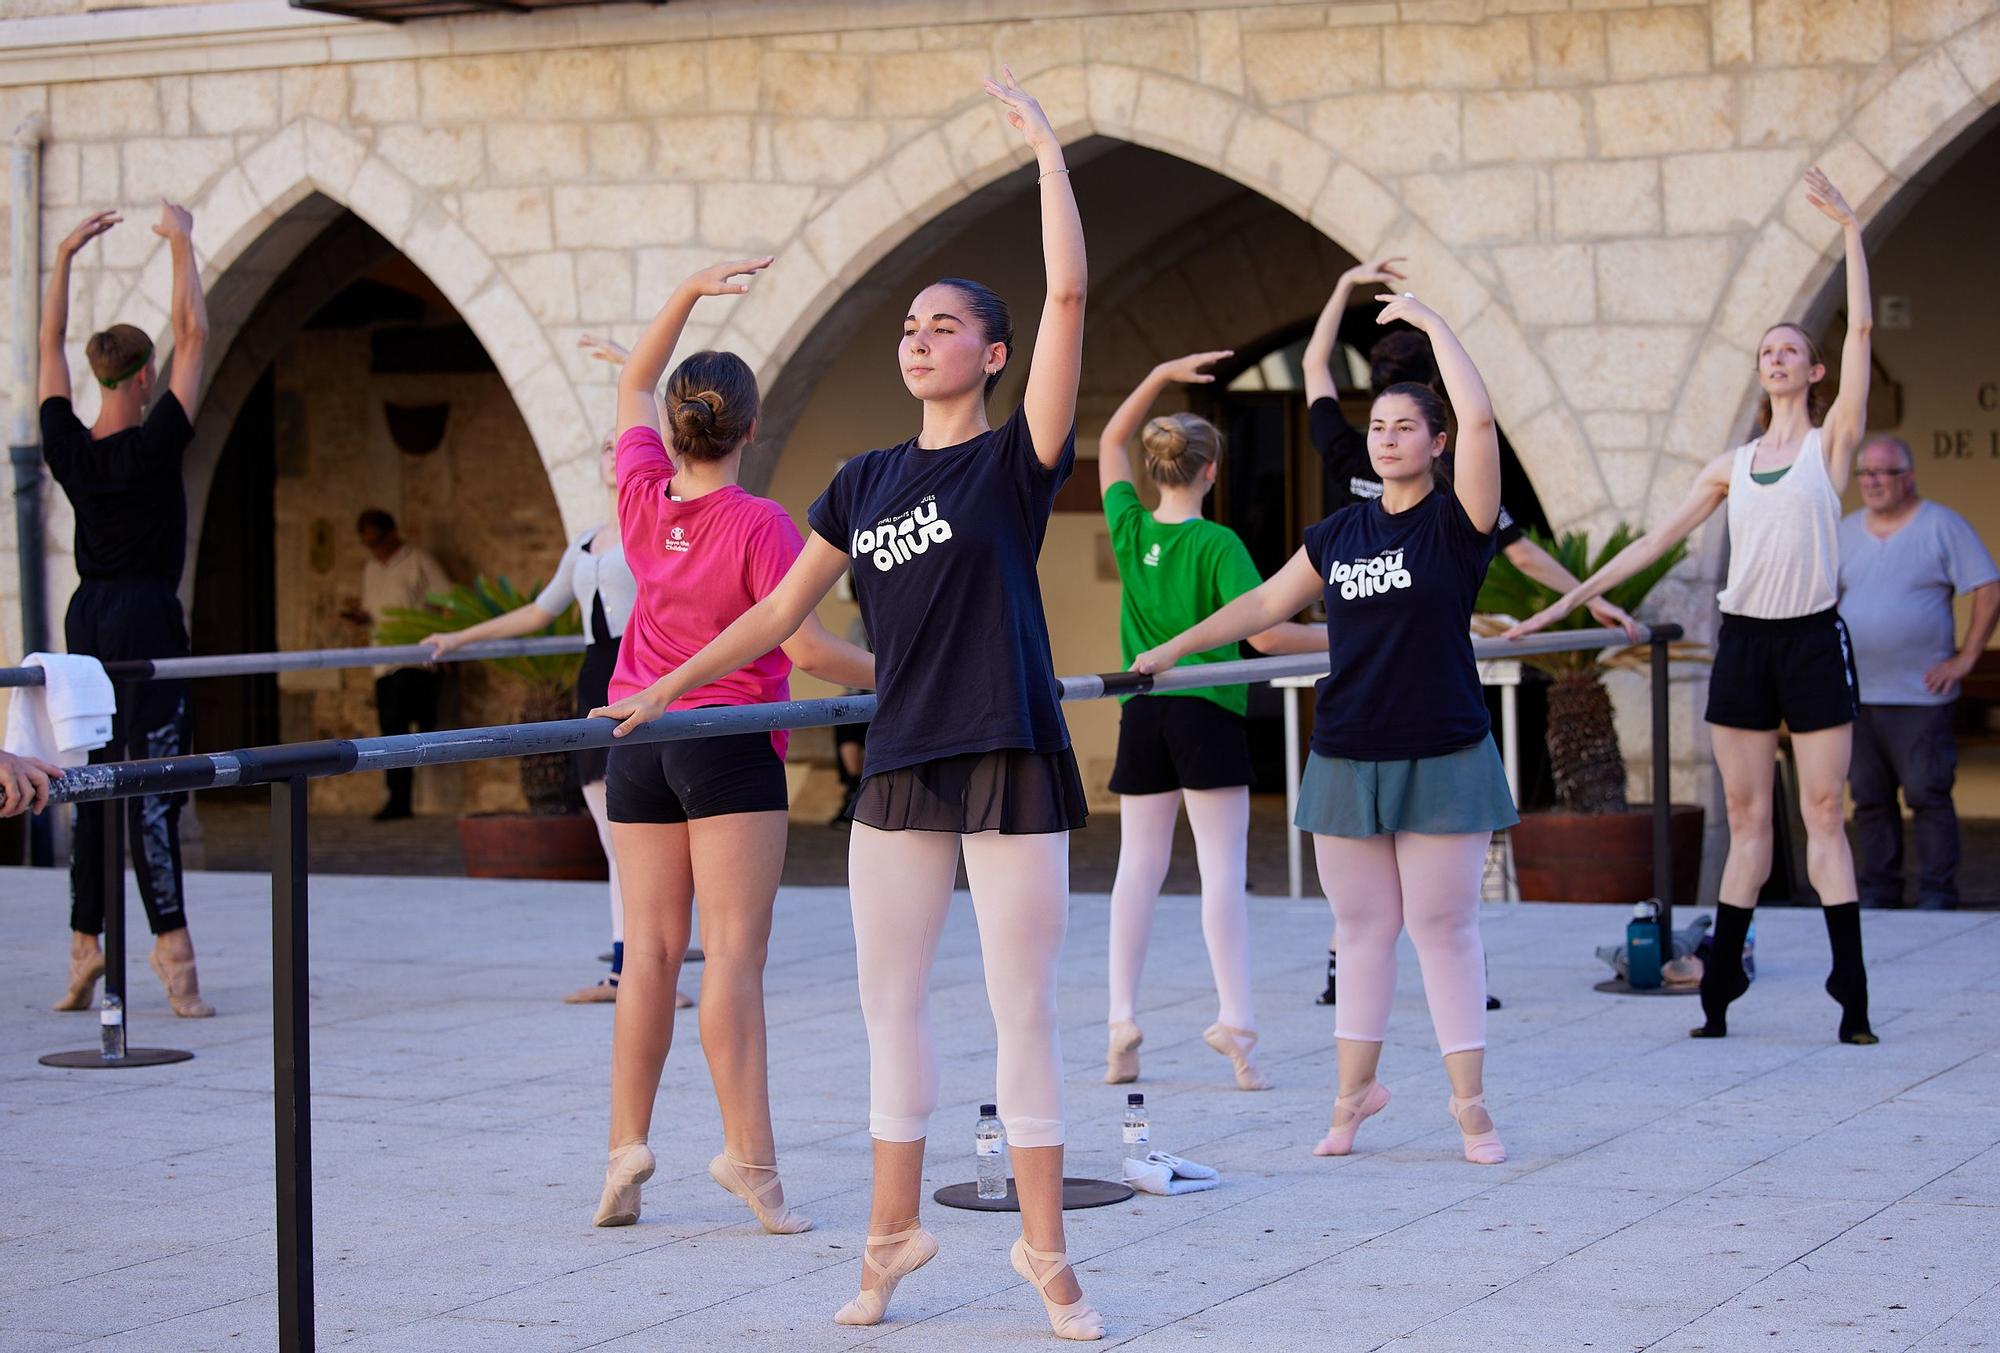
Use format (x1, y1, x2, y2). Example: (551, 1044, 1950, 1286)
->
(933, 276, 1013, 398)
(665, 350, 759, 463)
(1376, 380, 1449, 439)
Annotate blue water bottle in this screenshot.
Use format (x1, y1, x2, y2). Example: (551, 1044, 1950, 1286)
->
(1626, 900, 1662, 990)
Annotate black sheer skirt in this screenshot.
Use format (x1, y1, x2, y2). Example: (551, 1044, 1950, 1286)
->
(852, 746, 1087, 835)
(573, 595, 618, 787)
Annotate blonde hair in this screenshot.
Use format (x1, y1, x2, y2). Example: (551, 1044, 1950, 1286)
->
(1140, 413, 1223, 488)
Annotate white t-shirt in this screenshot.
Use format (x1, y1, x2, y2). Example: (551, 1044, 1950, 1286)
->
(363, 543, 452, 675)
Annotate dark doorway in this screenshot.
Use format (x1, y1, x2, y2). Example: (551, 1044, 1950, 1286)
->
(190, 367, 280, 761)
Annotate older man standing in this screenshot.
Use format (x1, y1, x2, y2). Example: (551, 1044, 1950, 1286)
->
(1837, 436, 2000, 910)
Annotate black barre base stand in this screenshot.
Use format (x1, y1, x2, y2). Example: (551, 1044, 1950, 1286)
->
(39, 797, 193, 1069)
(934, 1178, 1134, 1212)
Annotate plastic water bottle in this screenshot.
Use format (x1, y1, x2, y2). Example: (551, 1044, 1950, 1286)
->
(1626, 900, 1663, 989)
(99, 991, 125, 1062)
(1122, 1093, 1149, 1165)
(974, 1103, 1007, 1201)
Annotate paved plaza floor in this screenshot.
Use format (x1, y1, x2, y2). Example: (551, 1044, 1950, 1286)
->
(2, 867, 1996, 1352)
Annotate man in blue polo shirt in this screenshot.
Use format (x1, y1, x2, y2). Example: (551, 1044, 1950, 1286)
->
(1837, 436, 2000, 910)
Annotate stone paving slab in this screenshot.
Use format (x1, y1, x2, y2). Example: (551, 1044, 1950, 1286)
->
(2, 866, 1997, 1352)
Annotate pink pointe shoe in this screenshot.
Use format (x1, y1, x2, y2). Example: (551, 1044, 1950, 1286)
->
(1104, 1019, 1142, 1084)
(1449, 1093, 1507, 1165)
(1314, 1080, 1390, 1156)
(1011, 1237, 1104, 1340)
(592, 1140, 654, 1226)
(708, 1153, 813, 1234)
(832, 1224, 938, 1326)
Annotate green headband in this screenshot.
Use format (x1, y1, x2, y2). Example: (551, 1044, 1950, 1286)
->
(97, 346, 153, 390)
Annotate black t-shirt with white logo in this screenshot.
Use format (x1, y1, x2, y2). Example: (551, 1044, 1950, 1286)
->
(1308, 395, 1524, 550)
(808, 403, 1076, 778)
(40, 393, 192, 584)
(1302, 486, 1497, 761)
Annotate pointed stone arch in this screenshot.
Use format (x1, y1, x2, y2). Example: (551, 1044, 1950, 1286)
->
(727, 62, 1595, 521)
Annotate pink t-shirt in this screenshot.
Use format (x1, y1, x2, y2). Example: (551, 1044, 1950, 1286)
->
(610, 425, 803, 757)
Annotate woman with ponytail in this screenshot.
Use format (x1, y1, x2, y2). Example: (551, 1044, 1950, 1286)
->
(1097, 352, 1323, 1092)
(585, 259, 875, 1236)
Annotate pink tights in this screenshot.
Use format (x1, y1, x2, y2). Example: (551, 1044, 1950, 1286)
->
(1313, 831, 1491, 1055)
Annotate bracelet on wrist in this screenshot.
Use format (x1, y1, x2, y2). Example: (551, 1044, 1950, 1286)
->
(1038, 167, 1071, 184)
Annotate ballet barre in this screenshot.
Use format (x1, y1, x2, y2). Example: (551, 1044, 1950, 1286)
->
(0, 633, 588, 687)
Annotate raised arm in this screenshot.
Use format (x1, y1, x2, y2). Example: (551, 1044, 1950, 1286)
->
(1804, 167, 1872, 494)
(1302, 255, 1406, 405)
(1131, 547, 1324, 675)
(155, 202, 208, 417)
(1377, 293, 1499, 533)
(986, 66, 1084, 470)
(1097, 351, 1232, 494)
(592, 534, 850, 737)
(38, 211, 120, 404)
(1505, 453, 1732, 639)
(616, 257, 774, 439)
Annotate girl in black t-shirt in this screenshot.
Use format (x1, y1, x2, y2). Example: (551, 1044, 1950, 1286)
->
(624, 70, 1099, 1340)
(1135, 294, 1516, 1169)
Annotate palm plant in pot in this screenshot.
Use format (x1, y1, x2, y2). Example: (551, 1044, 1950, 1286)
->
(1471, 527, 1706, 904)
(376, 577, 608, 880)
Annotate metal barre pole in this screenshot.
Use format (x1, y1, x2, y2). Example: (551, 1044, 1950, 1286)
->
(0, 634, 589, 687)
(37, 627, 1684, 806)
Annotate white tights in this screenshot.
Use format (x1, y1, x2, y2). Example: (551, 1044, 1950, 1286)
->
(1106, 788, 1255, 1030)
(1313, 831, 1490, 1055)
(581, 779, 624, 944)
(848, 824, 1070, 1148)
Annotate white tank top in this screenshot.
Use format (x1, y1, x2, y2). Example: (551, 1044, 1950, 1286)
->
(1715, 427, 1841, 619)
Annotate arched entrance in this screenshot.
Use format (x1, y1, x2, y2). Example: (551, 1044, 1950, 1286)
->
(185, 195, 571, 818)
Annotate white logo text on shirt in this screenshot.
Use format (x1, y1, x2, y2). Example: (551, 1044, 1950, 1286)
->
(852, 497, 952, 572)
(1330, 549, 1411, 600)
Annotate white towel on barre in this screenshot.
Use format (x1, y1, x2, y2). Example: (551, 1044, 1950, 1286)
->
(3, 653, 114, 766)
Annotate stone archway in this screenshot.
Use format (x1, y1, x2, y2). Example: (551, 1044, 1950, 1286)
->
(722, 62, 1596, 525)
(98, 117, 601, 542)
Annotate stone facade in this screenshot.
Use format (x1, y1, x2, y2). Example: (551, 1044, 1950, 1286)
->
(4, 0, 2000, 861)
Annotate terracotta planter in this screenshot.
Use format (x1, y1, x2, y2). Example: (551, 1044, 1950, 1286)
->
(457, 811, 609, 881)
(1511, 803, 1704, 905)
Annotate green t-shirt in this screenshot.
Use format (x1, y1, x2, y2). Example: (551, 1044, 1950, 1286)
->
(1104, 479, 1265, 715)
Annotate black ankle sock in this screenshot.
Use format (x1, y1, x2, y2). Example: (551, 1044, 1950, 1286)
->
(1692, 904, 1753, 1038)
(1822, 902, 1878, 1045)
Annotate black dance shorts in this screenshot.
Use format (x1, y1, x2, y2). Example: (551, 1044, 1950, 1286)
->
(853, 746, 1087, 835)
(606, 726, 789, 824)
(1705, 608, 1858, 734)
(1107, 695, 1254, 795)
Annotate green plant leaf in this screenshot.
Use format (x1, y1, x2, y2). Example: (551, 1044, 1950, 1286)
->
(373, 575, 583, 702)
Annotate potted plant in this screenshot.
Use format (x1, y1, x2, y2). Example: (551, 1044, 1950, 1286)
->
(376, 578, 608, 881)
(1471, 527, 1706, 904)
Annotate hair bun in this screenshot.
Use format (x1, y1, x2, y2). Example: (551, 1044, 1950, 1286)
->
(1140, 415, 1187, 462)
(1139, 412, 1222, 488)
